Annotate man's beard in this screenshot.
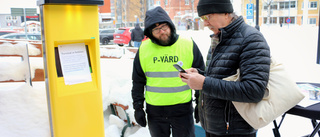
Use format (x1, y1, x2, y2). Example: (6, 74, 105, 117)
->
(157, 33, 171, 45)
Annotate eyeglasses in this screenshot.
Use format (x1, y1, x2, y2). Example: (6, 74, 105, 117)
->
(152, 23, 169, 34)
(200, 15, 210, 22)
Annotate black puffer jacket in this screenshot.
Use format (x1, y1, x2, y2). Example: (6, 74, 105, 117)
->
(198, 16, 271, 135)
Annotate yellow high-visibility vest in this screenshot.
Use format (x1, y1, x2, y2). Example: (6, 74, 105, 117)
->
(139, 36, 194, 106)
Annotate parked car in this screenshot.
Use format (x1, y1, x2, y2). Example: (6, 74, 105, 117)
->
(0, 33, 41, 41)
(99, 28, 115, 45)
(113, 27, 147, 46)
(0, 30, 19, 36)
(113, 27, 132, 46)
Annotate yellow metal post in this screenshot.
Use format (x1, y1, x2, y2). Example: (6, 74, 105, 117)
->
(38, 1, 104, 137)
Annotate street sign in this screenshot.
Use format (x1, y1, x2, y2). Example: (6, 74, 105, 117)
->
(246, 4, 254, 19)
(11, 8, 37, 16)
(247, 10, 253, 19)
(286, 18, 291, 23)
(247, 3, 253, 10)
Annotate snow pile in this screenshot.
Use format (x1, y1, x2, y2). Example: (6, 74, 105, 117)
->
(0, 41, 42, 82)
(100, 47, 136, 59)
(0, 59, 27, 81)
(0, 84, 49, 137)
(0, 41, 41, 56)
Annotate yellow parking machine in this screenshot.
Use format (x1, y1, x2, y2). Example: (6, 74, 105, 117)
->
(38, 0, 104, 137)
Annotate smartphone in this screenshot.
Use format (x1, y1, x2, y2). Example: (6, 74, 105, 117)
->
(173, 64, 186, 73)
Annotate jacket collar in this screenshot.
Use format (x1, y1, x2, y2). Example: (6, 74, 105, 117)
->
(219, 16, 244, 38)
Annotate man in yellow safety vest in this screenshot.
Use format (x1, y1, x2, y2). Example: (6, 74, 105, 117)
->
(131, 6, 205, 137)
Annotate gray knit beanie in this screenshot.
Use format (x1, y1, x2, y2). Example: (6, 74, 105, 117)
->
(197, 0, 234, 17)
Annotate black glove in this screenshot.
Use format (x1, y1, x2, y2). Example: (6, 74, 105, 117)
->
(134, 108, 147, 127)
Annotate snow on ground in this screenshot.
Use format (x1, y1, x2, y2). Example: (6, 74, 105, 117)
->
(0, 25, 320, 137)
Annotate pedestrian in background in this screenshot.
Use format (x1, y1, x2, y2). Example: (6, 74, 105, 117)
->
(179, 0, 271, 136)
(131, 23, 144, 48)
(131, 6, 205, 137)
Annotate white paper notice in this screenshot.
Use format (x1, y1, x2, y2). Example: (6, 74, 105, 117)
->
(58, 43, 92, 85)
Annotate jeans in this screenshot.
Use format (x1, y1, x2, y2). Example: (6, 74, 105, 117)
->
(134, 41, 142, 48)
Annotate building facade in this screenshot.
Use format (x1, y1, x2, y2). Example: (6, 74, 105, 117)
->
(241, 0, 319, 26)
(99, 0, 114, 29)
(0, 14, 40, 32)
(112, 0, 147, 28)
(160, 0, 200, 30)
(111, 0, 199, 29)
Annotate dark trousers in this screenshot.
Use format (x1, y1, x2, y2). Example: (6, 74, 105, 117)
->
(147, 113, 195, 137)
(205, 132, 256, 137)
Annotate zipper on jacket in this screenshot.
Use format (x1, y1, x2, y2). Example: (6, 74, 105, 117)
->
(206, 31, 222, 76)
(200, 86, 204, 108)
(224, 101, 231, 134)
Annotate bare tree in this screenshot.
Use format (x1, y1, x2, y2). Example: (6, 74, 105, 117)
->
(264, 0, 273, 25)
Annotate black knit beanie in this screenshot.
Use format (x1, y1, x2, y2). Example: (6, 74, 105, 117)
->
(197, 0, 234, 17)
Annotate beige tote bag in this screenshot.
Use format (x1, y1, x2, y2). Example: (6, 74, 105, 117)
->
(223, 57, 305, 129)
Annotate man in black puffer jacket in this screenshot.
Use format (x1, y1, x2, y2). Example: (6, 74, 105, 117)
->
(179, 0, 271, 136)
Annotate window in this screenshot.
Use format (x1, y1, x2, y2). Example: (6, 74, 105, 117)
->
(185, 0, 189, 5)
(3, 35, 15, 39)
(271, 3, 278, 10)
(264, 3, 278, 10)
(165, 0, 168, 5)
(271, 17, 277, 24)
(310, 1, 317, 9)
(5, 16, 12, 21)
(156, 1, 160, 5)
(16, 35, 26, 39)
(309, 18, 316, 24)
(115, 29, 125, 34)
(279, 1, 295, 9)
(12, 16, 17, 20)
(263, 5, 268, 10)
(280, 2, 289, 9)
(263, 17, 277, 24)
(101, 30, 114, 33)
(290, 1, 296, 8)
(28, 35, 37, 40)
(289, 17, 295, 24)
(302, 1, 318, 9)
(285, 2, 289, 9)
(150, 0, 154, 6)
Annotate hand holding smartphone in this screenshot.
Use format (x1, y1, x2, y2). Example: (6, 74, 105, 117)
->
(173, 64, 186, 73)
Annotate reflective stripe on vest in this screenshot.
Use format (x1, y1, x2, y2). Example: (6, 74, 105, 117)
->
(139, 36, 194, 106)
(145, 71, 179, 77)
(146, 85, 190, 93)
